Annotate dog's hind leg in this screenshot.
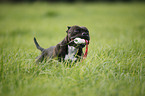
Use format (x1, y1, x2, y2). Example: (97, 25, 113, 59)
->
(36, 54, 44, 64)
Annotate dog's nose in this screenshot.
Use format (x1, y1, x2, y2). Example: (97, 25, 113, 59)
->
(82, 32, 88, 36)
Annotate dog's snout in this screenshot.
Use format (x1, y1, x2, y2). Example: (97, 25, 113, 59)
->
(82, 32, 88, 36)
(81, 32, 90, 40)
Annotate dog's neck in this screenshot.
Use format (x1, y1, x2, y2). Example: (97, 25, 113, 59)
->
(64, 45, 78, 61)
(59, 36, 70, 46)
(59, 36, 83, 62)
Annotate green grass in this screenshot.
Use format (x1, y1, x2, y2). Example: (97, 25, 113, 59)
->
(0, 2, 145, 96)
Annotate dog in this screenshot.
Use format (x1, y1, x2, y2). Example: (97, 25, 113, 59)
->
(34, 25, 90, 63)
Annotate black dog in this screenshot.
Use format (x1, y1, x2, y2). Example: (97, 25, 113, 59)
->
(34, 25, 90, 63)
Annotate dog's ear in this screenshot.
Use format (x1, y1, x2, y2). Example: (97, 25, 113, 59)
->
(66, 26, 71, 33)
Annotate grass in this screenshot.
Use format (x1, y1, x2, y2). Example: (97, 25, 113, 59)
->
(0, 2, 145, 96)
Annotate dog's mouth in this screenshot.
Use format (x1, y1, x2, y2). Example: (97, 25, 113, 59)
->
(69, 37, 89, 48)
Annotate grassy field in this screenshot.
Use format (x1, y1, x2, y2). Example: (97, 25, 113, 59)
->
(0, 2, 145, 96)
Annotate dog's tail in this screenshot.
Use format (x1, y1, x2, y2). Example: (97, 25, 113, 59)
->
(34, 37, 44, 52)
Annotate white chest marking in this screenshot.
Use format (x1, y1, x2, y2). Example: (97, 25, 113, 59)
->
(64, 45, 78, 61)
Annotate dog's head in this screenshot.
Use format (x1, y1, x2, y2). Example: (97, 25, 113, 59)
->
(66, 25, 90, 48)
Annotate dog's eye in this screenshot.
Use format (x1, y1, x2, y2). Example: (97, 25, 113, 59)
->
(74, 31, 79, 33)
(74, 30, 80, 33)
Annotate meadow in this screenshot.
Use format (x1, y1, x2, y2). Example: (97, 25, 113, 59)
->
(0, 2, 145, 96)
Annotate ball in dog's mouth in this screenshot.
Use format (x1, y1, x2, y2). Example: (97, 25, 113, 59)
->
(69, 38, 89, 48)
(74, 38, 86, 44)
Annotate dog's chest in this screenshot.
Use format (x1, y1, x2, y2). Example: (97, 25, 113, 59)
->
(64, 45, 78, 61)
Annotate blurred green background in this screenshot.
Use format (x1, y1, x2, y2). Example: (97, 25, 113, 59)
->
(0, 2, 145, 96)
